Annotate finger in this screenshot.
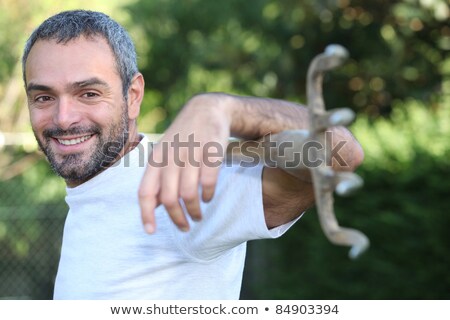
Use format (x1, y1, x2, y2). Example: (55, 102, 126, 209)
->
(138, 166, 161, 234)
(179, 162, 202, 222)
(200, 158, 221, 202)
(159, 162, 189, 231)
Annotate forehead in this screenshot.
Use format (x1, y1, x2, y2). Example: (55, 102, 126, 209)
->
(25, 35, 120, 87)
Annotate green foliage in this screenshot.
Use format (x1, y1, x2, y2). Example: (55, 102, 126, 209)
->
(352, 98, 449, 171)
(0, 154, 67, 299)
(127, 0, 448, 129)
(0, 0, 448, 299)
(243, 100, 450, 299)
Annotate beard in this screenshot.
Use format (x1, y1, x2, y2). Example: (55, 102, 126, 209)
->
(33, 105, 129, 184)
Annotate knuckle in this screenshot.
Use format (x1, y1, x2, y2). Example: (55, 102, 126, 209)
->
(138, 186, 157, 200)
(159, 193, 178, 208)
(138, 188, 150, 200)
(179, 188, 198, 202)
(148, 148, 163, 163)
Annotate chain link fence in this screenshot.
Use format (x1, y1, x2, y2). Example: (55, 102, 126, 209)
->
(0, 142, 67, 300)
(0, 207, 66, 299)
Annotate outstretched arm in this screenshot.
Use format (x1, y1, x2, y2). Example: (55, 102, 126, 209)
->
(138, 92, 364, 233)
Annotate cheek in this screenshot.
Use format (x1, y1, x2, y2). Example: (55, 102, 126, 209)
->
(29, 109, 47, 132)
(94, 103, 126, 124)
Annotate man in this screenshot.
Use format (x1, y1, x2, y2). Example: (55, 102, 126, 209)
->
(23, 10, 363, 299)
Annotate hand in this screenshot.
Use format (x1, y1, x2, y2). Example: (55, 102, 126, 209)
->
(138, 93, 233, 233)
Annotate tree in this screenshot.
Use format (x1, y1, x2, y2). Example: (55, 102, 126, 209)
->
(127, 0, 448, 128)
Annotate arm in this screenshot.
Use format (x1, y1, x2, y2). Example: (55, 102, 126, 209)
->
(138, 92, 364, 232)
(219, 93, 364, 228)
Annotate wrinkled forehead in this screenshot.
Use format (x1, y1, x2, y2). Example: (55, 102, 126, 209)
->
(25, 35, 121, 88)
(27, 34, 114, 64)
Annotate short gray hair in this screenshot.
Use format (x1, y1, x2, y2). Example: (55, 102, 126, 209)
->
(22, 10, 138, 98)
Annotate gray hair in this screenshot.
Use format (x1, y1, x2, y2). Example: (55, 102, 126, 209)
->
(22, 10, 138, 98)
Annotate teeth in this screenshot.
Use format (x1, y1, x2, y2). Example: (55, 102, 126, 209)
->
(57, 135, 92, 146)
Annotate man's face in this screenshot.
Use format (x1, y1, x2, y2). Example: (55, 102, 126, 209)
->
(25, 36, 130, 186)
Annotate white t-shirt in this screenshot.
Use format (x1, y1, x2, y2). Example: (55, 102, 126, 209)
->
(54, 136, 299, 299)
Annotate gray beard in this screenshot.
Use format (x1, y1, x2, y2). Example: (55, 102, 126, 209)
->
(34, 108, 129, 184)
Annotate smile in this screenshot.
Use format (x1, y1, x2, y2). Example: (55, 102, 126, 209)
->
(57, 135, 93, 146)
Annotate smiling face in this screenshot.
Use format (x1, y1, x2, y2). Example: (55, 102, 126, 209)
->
(25, 36, 142, 186)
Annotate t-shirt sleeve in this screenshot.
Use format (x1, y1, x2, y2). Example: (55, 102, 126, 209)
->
(173, 164, 303, 261)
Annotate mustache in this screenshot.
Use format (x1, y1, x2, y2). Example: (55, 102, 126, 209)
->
(43, 126, 101, 138)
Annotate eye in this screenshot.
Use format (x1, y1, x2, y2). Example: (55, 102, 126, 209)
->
(82, 92, 100, 98)
(35, 95, 54, 102)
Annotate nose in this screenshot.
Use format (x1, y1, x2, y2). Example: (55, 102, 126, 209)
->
(53, 97, 82, 130)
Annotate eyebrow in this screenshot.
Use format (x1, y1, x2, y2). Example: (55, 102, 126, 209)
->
(26, 83, 52, 93)
(71, 77, 110, 90)
(26, 77, 111, 93)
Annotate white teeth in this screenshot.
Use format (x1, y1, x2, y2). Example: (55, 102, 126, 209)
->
(57, 135, 92, 146)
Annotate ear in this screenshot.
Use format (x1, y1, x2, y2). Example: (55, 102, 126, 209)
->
(127, 73, 144, 120)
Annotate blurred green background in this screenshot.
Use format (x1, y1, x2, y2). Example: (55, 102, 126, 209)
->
(0, 0, 448, 299)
